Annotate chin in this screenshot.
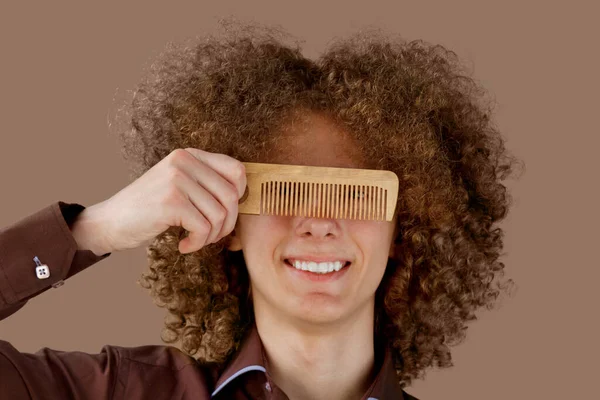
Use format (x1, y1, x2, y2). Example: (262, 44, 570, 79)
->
(299, 314, 344, 325)
(288, 299, 347, 324)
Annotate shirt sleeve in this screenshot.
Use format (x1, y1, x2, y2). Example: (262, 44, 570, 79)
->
(0, 340, 122, 400)
(0, 202, 118, 398)
(0, 201, 111, 321)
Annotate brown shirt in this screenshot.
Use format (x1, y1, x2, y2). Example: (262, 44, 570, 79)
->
(0, 201, 418, 400)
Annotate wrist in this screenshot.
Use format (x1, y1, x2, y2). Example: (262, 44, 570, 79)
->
(70, 202, 113, 256)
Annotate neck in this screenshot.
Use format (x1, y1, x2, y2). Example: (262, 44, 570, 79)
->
(253, 299, 377, 400)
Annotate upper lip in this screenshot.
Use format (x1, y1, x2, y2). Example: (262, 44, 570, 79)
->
(284, 255, 352, 263)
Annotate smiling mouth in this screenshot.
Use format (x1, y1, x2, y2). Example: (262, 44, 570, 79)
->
(284, 259, 352, 274)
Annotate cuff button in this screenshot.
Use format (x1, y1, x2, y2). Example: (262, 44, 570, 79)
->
(35, 265, 50, 279)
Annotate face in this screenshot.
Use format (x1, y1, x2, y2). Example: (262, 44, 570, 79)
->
(228, 112, 398, 326)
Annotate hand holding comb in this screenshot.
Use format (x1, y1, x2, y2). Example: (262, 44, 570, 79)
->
(237, 162, 399, 222)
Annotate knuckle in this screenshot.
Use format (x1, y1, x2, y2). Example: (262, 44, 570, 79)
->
(234, 161, 246, 179)
(168, 148, 185, 162)
(170, 148, 193, 165)
(214, 207, 227, 223)
(226, 187, 239, 204)
(198, 219, 211, 235)
(166, 165, 186, 183)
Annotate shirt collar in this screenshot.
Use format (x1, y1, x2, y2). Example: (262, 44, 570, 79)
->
(210, 322, 405, 400)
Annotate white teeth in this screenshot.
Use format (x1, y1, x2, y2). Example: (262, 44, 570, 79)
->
(291, 260, 345, 274)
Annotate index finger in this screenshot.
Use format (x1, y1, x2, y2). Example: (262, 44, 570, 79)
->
(183, 148, 247, 199)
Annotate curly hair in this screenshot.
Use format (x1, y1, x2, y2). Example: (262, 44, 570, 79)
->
(110, 18, 524, 388)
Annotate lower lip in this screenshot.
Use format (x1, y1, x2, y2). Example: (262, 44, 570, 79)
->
(284, 260, 351, 282)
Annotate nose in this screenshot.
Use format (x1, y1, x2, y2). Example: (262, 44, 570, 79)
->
(297, 216, 337, 239)
(289, 182, 340, 238)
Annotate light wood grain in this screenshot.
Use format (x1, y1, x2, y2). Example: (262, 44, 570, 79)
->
(238, 162, 398, 221)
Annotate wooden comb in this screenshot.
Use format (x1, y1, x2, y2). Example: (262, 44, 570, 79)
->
(237, 162, 399, 222)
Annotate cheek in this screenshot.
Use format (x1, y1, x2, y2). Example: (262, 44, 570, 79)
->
(238, 215, 279, 245)
(354, 222, 394, 275)
(353, 220, 394, 248)
(238, 215, 286, 268)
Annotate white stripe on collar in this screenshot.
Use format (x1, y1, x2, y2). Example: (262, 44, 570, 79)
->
(211, 367, 380, 399)
(211, 365, 267, 397)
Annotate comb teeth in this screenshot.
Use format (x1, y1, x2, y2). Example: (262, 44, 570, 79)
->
(238, 162, 399, 222)
(260, 181, 387, 221)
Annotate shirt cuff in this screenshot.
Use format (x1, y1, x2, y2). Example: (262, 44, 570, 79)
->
(0, 201, 111, 306)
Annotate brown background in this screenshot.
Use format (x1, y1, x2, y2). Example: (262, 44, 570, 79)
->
(0, 1, 598, 399)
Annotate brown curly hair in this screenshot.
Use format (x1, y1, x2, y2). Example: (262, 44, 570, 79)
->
(110, 18, 524, 388)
